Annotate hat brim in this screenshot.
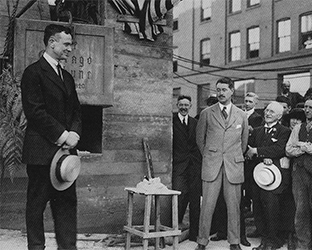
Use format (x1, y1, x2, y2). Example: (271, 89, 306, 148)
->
(50, 148, 81, 191)
(253, 162, 282, 191)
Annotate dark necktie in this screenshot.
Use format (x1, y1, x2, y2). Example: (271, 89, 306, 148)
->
(222, 107, 228, 119)
(265, 127, 269, 134)
(57, 63, 63, 81)
(182, 117, 187, 126)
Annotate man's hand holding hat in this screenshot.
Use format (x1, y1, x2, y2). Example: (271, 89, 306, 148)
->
(63, 131, 80, 149)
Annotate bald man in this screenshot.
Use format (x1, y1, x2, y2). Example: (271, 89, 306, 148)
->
(246, 101, 291, 250)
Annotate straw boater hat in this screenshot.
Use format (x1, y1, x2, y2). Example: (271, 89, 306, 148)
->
(253, 162, 282, 191)
(50, 148, 81, 191)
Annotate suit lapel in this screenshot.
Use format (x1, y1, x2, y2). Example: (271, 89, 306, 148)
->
(212, 104, 226, 129)
(174, 114, 188, 137)
(40, 57, 68, 95)
(227, 106, 238, 128)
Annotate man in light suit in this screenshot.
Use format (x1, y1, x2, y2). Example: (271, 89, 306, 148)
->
(172, 95, 202, 241)
(21, 24, 82, 250)
(195, 77, 249, 250)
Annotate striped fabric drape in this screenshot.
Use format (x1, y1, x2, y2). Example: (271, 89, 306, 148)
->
(110, 0, 182, 41)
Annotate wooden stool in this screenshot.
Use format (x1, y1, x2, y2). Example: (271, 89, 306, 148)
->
(124, 187, 181, 250)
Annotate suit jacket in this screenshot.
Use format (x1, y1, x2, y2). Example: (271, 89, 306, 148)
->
(196, 103, 249, 184)
(248, 110, 263, 129)
(248, 123, 291, 194)
(288, 92, 304, 109)
(21, 56, 82, 165)
(172, 113, 202, 175)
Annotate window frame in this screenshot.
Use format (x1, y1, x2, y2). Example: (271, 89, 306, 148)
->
(277, 18, 291, 53)
(233, 79, 256, 107)
(201, 0, 212, 21)
(299, 12, 312, 49)
(229, 0, 241, 14)
(247, 26, 260, 59)
(229, 31, 241, 62)
(200, 38, 211, 67)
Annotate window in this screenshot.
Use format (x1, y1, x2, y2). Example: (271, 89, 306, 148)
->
(173, 19, 178, 31)
(198, 84, 212, 113)
(173, 61, 178, 72)
(300, 13, 312, 49)
(283, 72, 310, 96)
(234, 79, 255, 107)
(247, 26, 260, 58)
(229, 31, 241, 61)
(201, 0, 212, 21)
(200, 39, 211, 66)
(277, 19, 291, 53)
(77, 105, 103, 153)
(247, 0, 260, 7)
(172, 87, 181, 113)
(229, 0, 241, 13)
(173, 48, 178, 72)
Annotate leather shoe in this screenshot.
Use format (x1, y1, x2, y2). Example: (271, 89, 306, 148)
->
(240, 237, 251, 247)
(211, 233, 227, 241)
(195, 244, 205, 250)
(252, 243, 265, 250)
(230, 244, 242, 250)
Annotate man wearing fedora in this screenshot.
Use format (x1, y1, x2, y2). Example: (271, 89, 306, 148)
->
(286, 96, 312, 250)
(21, 24, 82, 250)
(246, 101, 291, 250)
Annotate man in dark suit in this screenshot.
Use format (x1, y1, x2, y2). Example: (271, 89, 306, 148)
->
(172, 95, 202, 242)
(243, 92, 263, 212)
(21, 24, 82, 250)
(196, 77, 249, 250)
(246, 101, 291, 250)
(280, 81, 304, 109)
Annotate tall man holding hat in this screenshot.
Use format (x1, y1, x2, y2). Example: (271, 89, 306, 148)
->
(21, 24, 82, 250)
(246, 101, 291, 250)
(286, 96, 312, 250)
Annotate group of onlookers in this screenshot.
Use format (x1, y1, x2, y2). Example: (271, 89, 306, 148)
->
(172, 78, 312, 250)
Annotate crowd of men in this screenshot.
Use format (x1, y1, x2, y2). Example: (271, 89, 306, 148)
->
(172, 79, 312, 250)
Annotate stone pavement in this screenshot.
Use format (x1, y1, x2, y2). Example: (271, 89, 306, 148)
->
(0, 228, 290, 250)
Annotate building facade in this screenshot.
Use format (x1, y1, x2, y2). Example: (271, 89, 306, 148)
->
(173, 0, 312, 117)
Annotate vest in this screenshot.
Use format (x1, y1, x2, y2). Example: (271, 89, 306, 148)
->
(293, 122, 312, 174)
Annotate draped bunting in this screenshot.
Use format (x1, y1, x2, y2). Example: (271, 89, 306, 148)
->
(110, 0, 182, 41)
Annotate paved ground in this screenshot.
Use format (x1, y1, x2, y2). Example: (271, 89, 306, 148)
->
(0, 228, 291, 250)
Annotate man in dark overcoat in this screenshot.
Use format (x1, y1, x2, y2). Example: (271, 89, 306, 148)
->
(172, 95, 202, 241)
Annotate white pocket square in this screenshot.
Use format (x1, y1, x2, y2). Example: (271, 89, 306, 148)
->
(271, 138, 278, 142)
(236, 124, 242, 129)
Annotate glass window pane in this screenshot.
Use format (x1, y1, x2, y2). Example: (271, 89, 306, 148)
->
(249, 27, 259, 43)
(249, 0, 260, 5)
(283, 72, 310, 96)
(301, 14, 312, 33)
(231, 0, 241, 12)
(278, 20, 290, 37)
(202, 0, 211, 20)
